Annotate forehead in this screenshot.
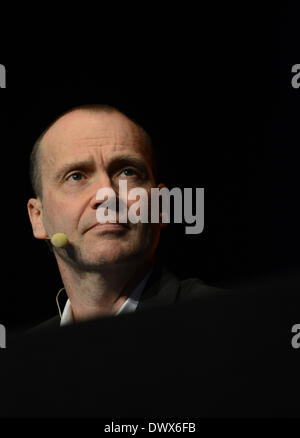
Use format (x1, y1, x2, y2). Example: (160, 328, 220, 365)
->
(40, 109, 151, 165)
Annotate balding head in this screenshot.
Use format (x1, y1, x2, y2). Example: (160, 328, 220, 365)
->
(29, 104, 157, 199)
(27, 103, 164, 273)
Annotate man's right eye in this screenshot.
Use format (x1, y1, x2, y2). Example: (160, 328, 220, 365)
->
(66, 172, 84, 181)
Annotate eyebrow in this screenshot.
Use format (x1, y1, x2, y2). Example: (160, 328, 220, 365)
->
(53, 154, 151, 181)
(54, 159, 95, 181)
(106, 154, 150, 177)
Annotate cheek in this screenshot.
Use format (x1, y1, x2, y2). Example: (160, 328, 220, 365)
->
(134, 223, 159, 247)
(42, 192, 79, 232)
(126, 187, 152, 217)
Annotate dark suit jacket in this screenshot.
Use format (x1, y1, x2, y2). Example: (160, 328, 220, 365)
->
(29, 263, 222, 334)
(3, 268, 300, 417)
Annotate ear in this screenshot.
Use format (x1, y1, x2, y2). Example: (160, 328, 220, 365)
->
(27, 198, 48, 240)
(157, 183, 169, 230)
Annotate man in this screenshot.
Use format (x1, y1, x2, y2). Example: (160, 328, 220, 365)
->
(27, 104, 219, 332)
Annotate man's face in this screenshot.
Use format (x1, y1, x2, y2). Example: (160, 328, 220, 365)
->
(28, 110, 163, 271)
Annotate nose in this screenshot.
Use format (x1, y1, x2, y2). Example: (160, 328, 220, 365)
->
(89, 173, 115, 210)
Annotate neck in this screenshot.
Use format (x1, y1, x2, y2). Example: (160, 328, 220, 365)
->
(55, 257, 154, 322)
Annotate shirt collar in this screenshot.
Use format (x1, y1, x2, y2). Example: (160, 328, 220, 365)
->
(60, 267, 153, 326)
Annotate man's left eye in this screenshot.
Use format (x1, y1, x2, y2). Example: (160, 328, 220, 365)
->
(120, 168, 136, 177)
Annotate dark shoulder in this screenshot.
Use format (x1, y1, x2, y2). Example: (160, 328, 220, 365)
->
(138, 263, 225, 311)
(177, 277, 225, 302)
(27, 315, 61, 335)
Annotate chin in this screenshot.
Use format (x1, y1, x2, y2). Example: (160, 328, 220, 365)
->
(82, 243, 140, 266)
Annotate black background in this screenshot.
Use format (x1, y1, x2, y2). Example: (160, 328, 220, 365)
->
(0, 3, 298, 333)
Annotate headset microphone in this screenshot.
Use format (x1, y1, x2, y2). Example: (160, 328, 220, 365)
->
(48, 233, 69, 248)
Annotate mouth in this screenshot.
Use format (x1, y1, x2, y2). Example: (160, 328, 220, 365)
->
(85, 223, 130, 234)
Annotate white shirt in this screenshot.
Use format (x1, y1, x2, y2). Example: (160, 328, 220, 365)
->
(60, 267, 153, 326)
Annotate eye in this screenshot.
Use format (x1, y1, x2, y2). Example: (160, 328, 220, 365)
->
(67, 172, 85, 181)
(120, 168, 137, 177)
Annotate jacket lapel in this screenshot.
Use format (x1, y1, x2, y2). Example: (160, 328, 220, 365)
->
(136, 263, 181, 312)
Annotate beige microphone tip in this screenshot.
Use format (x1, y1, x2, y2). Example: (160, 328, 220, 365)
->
(50, 233, 69, 248)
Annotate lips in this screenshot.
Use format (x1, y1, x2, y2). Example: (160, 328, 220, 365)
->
(84, 222, 129, 234)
